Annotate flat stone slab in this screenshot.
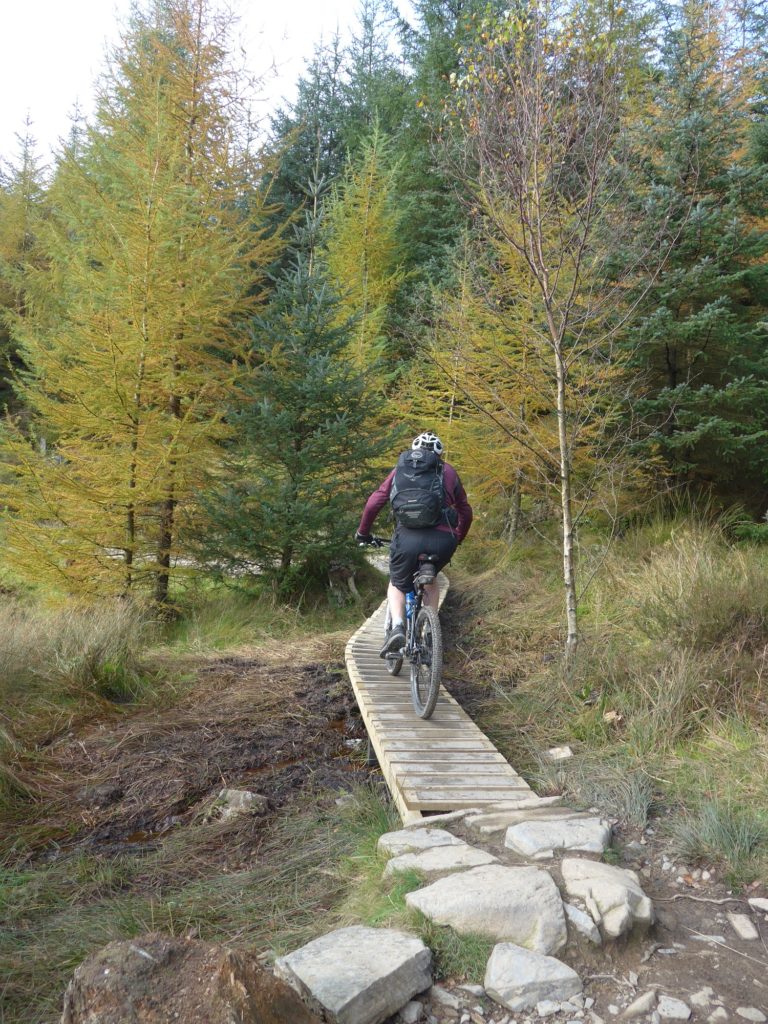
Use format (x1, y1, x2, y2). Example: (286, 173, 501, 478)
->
(484, 943, 582, 1011)
(274, 926, 432, 1024)
(378, 828, 466, 858)
(561, 860, 654, 938)
(727, 913, 759, 940)
(505, 817, 612, 859)
(383, 843, 498, 880)
(465, 805, 583, 837)
(405, 865, 567, 954)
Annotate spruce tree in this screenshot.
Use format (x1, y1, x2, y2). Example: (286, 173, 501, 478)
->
(626, 0, 768, 502)
(197, 255, 393, 595)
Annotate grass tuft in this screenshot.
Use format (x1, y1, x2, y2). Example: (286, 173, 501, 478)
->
(667, 800, 768, 887)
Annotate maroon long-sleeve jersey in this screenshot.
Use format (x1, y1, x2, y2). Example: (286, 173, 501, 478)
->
(358, 461, 473, 542)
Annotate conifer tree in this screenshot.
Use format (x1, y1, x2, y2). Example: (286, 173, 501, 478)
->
(324, 127, 404, 374)
(197, 253, 393, 595)
(0, 120, 47, 409)
(0, 0, 281, 601)
(626, 0, 768, 502)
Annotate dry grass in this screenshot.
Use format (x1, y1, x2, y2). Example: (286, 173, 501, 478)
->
(453, 516, 768, 878)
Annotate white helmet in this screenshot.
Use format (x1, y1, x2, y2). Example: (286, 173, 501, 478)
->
(412, 431, 444, 455)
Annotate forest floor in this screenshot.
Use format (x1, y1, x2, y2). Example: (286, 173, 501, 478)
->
(3, 531, 768, 1022)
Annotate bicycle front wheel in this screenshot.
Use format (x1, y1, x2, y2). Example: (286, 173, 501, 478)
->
(410, 605, 442, 719)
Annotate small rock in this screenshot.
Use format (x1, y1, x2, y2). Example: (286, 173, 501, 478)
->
(585, 999, 595, 1010)
(736, 1011, 767, 1023)
(460, 986, 486, 998)
(545, 746, 574, 761)
(707, 1010, 728, 1023)
(564, 903, 602, 945)
(537, 1001, 561, 1017)
(628, 972, 639, 989)
(431, 985, 461, 1010)
(216, 788, 269, 818)
(608, 1007, 619, 1016)
(652, 1014, 661, 1024)
(690, 988, 715, 1008)
(622, 991, 657, 1019)
(702, 870, 711, 881)
(657, 996, 691, 1020)
(747, 897, 768, 913)
(727, 914, 759, 940)
(402, 1001, 424, 1024)
(690, 935, 726, 945)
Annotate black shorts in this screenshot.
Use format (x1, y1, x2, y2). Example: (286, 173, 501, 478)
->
(389, 526, 458, 593)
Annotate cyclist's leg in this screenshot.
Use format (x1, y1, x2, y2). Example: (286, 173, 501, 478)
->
(418, 529, 458, 611)
(422, 580, 440, 610)
(387, 581, 406, 622)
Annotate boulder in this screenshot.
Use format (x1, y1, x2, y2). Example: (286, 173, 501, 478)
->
(61, 933, 321, 1024)
(405, 865, 567, 954)
(561, 859, 654, 938)
(274, 925, 432, 1024)
(378, 828, 466, 858)
(484, 943, 582, 1011)
(505, 818, 612, 859)
(383, 843, 498, 880)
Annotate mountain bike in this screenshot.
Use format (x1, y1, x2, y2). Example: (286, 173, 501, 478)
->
(365, 536, 443, 720)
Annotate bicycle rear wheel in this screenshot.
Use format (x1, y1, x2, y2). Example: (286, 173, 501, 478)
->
(410, 605, 442, 719)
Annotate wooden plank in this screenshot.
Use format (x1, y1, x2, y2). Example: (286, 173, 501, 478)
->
(387, 753, 509, 765)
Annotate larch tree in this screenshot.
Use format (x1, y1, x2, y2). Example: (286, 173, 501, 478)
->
(454, 0, 661, 659)
(0, 0, 281, 602)
(324, 126, 404, 376)
(0, 119, 47, 410)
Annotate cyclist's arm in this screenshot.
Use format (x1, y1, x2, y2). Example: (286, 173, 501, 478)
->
(445, 464, 473, 541)
(358, 470, 395, 536)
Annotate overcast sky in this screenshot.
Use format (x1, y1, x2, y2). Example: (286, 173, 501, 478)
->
(0, 0, 414, 166)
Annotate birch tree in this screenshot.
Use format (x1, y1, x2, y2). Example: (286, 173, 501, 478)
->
(454, 0, 661, 659)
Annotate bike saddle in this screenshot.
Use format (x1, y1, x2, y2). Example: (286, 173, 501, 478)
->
(414, 559, 437, 586)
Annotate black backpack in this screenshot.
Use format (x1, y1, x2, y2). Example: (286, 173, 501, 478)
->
(390, 449, 445, 529)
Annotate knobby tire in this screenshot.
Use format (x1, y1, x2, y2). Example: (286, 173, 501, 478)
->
(410, 605, 442, 719)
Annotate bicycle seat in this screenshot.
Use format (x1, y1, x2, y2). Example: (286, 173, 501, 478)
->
(414, 560, 437, 586)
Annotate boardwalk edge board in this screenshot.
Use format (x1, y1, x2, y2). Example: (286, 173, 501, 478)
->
(345, 568, 534, 823)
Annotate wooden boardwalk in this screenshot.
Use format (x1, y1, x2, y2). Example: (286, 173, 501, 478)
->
(345, 573, 534, 823)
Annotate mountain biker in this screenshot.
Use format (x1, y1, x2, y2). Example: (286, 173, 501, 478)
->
(355, 431, 473, 657)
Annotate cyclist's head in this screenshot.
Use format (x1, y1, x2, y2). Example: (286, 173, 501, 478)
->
(412, 431, 444, 456)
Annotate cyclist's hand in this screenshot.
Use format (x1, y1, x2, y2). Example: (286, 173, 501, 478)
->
(355, 531, 373, 546)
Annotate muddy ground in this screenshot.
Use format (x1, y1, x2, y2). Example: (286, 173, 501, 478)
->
(20, 653, 371, 868)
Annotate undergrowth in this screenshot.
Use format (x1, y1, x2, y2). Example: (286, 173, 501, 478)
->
(454, 513, 768, 885)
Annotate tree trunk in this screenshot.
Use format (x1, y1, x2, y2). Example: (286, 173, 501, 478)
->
(555, 343, 579, 662)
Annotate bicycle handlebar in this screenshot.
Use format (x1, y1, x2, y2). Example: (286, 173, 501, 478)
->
(358, 534, 390, 548)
